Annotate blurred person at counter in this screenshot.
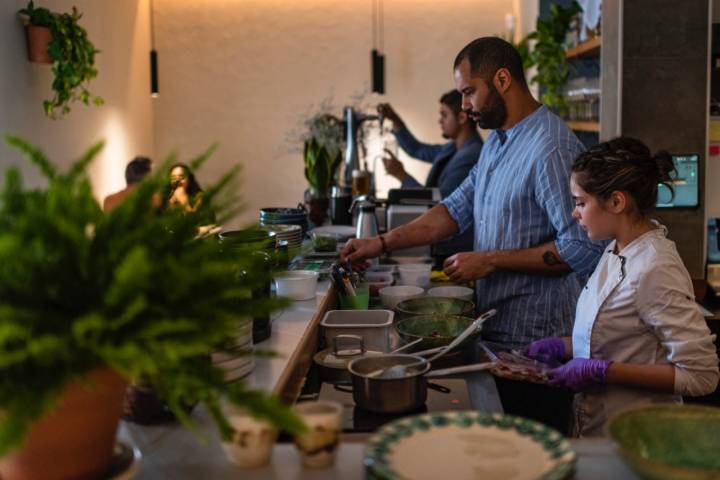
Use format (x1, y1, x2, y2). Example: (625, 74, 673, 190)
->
(103, 156, 152, 211)
(526, 138, 719, 437)
(378, 91, 482, 256)
(168, 163, 204, 213)
(342, 37, 604, 433)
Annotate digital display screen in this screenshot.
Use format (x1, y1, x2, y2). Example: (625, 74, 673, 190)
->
(656, 154, 699, 208)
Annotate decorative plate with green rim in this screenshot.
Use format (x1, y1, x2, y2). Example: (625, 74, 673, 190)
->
(363, 411, 575, 480)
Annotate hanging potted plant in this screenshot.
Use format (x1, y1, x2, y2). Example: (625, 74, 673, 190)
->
(303, 113, 343, 226)
(18, 1, 104, 118)
(0, 137, 304, 479)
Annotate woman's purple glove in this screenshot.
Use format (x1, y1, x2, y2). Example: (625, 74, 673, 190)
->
(525, 337, 565, 365)
(548, 358, 611, 391)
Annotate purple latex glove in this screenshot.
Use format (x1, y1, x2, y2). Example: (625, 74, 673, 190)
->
(548, 358, 611, 392)
(525, 337, 565, 365)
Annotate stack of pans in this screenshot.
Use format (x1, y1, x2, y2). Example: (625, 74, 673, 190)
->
(259, 207, 309, 237)
(260, 224, 303, 260)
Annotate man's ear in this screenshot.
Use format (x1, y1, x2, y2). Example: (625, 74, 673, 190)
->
(494, 68, 512, 94)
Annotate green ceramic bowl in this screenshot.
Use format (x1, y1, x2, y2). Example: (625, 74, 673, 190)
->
(394, 297, 475, 321)
(395, 314, 479, 350)
(608, 404, 720, 480)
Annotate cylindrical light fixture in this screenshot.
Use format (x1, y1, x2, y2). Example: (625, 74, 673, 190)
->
(150, 0, 158, 97)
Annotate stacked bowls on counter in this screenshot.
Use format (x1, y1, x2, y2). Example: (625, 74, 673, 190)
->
(259, 207, 309, 236)
(260, 224, 303, 260)
(211, 321, 255, 382)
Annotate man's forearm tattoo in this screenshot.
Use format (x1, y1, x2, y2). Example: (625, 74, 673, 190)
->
(543, 251, 562, 266)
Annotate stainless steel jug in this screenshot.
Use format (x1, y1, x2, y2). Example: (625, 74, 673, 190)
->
(350, 196, 378, 239)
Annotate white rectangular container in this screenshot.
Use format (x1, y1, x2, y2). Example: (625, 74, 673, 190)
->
(321, 309, 394, 352)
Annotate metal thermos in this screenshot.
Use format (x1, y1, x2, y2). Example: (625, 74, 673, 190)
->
(351, 197, 379, 239)
(330, 186, 353, 225)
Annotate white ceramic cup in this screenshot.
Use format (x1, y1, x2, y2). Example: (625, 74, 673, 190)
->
(221, 407, 278, 468)
(293, 401, 342, 468)
(379, 285, 425, 309)
(398, 264, 431, 288)
(427, 286, 475, 302)
(273, 270, 318, 300)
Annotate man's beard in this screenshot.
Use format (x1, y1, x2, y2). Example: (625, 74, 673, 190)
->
(467, 83, 507, 130)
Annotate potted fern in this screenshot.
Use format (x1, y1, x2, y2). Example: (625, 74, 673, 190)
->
(18, 1, 104, 118)
(0, 137, 304, 479)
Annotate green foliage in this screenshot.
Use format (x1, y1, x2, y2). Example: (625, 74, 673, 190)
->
(19, 1, 104, 119)
(521, 1, 582, 114)
(0, 137, 304, 455)
(302, 114, 343, 197)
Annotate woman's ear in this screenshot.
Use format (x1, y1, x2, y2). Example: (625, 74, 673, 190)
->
(607, 191, 628, 213)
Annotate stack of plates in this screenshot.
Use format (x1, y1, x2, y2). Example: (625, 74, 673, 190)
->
(260, 224, 303, 257)
(259, 207, 309, 236)
(212, 322, 254, 382)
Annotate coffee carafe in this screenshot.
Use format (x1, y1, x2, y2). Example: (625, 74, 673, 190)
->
(350, 196, 378, 239)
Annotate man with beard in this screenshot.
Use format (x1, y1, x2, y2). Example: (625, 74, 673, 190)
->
(341, 37, 604, 433)
(377, 90, 482, 255)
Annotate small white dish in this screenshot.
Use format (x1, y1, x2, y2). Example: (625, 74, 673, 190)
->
(379, 285, 425, 309)
(273, 270, 318, 300)
(427, 286, 474, 302)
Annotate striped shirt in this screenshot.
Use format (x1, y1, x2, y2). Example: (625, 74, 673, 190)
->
(442, 106, 604, 347)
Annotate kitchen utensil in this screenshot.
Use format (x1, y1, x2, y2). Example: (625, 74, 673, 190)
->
(313, 335, 384, 384)
(477, 340, 499, 363)
(273, 270, 318, 301)
(608, 404, 720, 480)
(367, 309, 497, 379)
(390, 337, 423, 354)
(321, 309, 394, 351)
(350, 196, 378, 239)
(364, 411, 576, 480)
(394, 297, 475, 320)
(424, 361, 494, 377)
(427, 286, 474, 302)
(378, 285, 424, 309)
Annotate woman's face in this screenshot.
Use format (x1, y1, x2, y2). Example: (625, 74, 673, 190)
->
(570, 174, 617, 241)
(170, 166, 189, 189)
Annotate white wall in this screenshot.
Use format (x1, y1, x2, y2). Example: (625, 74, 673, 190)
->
(0, 0, 154, 201)
(154, 0, 513, 227)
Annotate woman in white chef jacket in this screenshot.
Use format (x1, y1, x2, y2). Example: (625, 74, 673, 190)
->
(526, 137, 719, 437)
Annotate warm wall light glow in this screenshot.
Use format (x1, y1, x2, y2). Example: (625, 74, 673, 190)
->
(93, 111, 131, 203)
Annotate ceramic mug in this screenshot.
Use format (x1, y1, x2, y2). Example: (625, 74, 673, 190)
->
(293, 401, 342, 468)
(221, 407, 277, 468)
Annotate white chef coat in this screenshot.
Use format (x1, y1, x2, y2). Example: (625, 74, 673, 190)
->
(571, 224, 719, 437)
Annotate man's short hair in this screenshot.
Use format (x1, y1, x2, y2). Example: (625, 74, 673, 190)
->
(439, 90, 476, 127)
(453, 37, 528, 88)
(125, 156, 152, 185)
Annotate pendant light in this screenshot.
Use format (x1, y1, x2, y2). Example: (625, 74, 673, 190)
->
(371, 0, 385, 94)
(150, 0, 158, 98)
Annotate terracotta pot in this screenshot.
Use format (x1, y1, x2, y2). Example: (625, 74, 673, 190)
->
(0, 368, 128, 480)
(25, 25, 53, 64)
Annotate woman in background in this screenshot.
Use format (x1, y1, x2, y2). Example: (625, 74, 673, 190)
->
(168, 163, 203, 212)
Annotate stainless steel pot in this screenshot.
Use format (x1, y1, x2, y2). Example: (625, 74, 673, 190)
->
(347, 354, 433, 414)
(313, 335, 383, 384)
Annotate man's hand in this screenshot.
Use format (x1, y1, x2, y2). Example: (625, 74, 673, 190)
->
(382, 149, 407, 181)
(377, 103, 405, 130)
(443, 252, 497, 282)
(340, 236, 383, 263)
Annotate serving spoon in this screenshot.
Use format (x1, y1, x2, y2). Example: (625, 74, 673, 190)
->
(366, 308, 497, 379)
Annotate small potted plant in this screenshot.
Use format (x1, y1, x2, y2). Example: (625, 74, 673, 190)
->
(18, 1, 104, 118)
(303, 113, 344, 226)
(0, 137, 304, 479)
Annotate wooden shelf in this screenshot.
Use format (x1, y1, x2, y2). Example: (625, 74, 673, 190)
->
(567, 120, 600, 132)
(565, 36, 601, 59)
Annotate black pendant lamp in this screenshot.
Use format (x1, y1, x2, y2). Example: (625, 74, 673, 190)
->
(371, 0, 385, 94)
(150, 0, 158, 98)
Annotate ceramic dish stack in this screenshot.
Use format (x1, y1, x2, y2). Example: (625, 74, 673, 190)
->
(259, 207, 309, 236)
(212, 321, 255, 382)
(261, 224, 303, 259)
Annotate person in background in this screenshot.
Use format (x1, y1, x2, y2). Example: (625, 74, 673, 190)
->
(378, 91, 483, 257)
(103, 156, 152, 211)
(342, 37, 605, 433)
(168, 163, 203, 212)
(526, 137, 719, 437)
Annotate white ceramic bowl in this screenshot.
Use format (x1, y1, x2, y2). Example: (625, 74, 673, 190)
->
(427, 286, 474, 302)
(379, 285, 425, 309)
(397, 264, 431, 287)
(273, 270, 318, 300)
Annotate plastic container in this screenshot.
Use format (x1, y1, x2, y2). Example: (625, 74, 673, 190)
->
(321, 308, 394, 351)
(378, 285, 425, 310)
(364, 272, 393, 296)
(311, 232, 339, 253)
(338, 283, 370, 310)
(427, 286, 474, 302)
(398, 264, 432, 287)
(273, 270, 318, 300)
